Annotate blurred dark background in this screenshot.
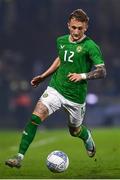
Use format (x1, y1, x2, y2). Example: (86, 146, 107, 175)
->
(0, 0, 120, 129)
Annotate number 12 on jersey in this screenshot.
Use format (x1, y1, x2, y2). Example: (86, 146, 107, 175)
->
(64, 50, 74, 62)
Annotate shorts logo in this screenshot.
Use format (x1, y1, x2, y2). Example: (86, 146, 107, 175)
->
(76, 46, 82, 53)
(43, 93, 48, 98)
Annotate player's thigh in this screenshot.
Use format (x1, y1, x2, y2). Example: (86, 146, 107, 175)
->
(64, 102, 86, 127)
(33, 101, 49, 121)
(33, 87, 62, 121)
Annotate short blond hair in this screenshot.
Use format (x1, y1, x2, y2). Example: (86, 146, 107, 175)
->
(68, 9, 89, 24)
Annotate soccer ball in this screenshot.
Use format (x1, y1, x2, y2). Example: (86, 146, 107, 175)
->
(46, 150, 69, 173)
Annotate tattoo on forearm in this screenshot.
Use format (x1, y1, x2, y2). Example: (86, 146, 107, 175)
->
(86, 65, 106, 80)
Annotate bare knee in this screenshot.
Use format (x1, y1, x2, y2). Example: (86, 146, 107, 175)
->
(69, 126, 80, 137)
(33, 101, 49, 121)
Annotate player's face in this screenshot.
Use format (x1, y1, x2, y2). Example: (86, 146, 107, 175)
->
(68, 18, 88, 41)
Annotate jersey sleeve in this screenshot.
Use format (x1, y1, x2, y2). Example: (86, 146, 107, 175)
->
(88, 43, 105, 66)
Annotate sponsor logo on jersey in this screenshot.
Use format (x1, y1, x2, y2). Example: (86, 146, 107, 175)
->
(76, 46, 82, 53)
(60, 45, 65, 49)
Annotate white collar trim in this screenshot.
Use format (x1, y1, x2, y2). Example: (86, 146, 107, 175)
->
(69, 35, 86, 43)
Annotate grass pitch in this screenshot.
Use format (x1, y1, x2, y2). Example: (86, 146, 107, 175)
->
(0, 128, 120, 179)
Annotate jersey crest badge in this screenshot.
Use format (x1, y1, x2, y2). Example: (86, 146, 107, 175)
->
(76, 46, 82, 53)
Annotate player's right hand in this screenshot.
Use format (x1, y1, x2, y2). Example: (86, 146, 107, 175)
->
(31, 75, 45, 88)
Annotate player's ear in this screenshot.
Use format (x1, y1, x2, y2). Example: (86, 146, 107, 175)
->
(67, 22, 70, 30)
(84, 23, 88, 31)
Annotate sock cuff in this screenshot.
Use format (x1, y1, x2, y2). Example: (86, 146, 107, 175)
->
(31, 114, 42, 125)
(78, 125, 89, 141)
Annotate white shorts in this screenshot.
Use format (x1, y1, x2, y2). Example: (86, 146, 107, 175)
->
(40, 86, 86, 127)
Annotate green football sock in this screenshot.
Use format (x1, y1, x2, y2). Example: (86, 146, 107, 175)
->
(77, 125, 89, 141)
(18, 114, 42, 155)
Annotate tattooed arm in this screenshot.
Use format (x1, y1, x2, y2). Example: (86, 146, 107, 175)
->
(86, 65, 106, 80)
(67, 65, 106, 82)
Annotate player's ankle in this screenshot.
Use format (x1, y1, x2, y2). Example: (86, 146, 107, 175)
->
(17, 153, 24, 160)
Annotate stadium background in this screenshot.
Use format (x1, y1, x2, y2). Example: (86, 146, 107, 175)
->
(0, 0, 120, 129)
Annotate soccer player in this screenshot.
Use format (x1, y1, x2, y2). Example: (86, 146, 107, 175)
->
(5, 9, 106, 168)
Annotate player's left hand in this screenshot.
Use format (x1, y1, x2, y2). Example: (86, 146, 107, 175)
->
(67, 73, 82, 82)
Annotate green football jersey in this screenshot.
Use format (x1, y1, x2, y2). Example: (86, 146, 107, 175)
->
(49, 35, 104, 104)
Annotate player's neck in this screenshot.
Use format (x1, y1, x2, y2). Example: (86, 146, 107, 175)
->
(69, 34, 86, 43)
